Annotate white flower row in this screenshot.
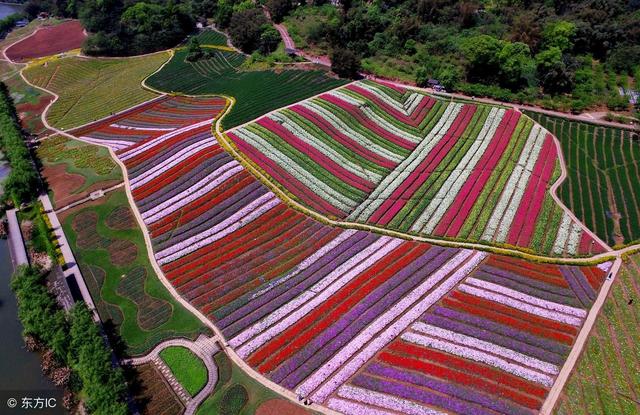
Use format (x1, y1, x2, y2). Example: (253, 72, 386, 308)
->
(337, 385, 445, 415)
(80, 136, 132, 151)
(130, 137, 215, 189)
(249, 230, 358, 300)
(349, 103, 463, 222)
(597, 261, 613, 273)
(565, 220, 582, 255)
(401, 331, 554, 386)
(458, 284, 583, 326)
(110, 123, 175, 132)
(303, 101, 405, 163)
(481, 124, 544, 241)
(327, 398, 396, 415)
(142, 161, 242, 224)
(155, 192, 279, 264)
(120, 119, 214, 161)
(412, 322, 559, 375)
(234, 127, 358, 212)
(552, 213, 573, 255)
(357, 82, 423, 116)
(411, 108, 505, 234)
(233, 237, 401, 357)
(465, 277, 586, 317)
(331, 90, 421, 143)
(299, 250, 485, 402)
(270, 112, 383, 182)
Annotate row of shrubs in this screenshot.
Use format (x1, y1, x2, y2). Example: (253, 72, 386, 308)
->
(11, 265, 129, 415)
(0, 82, 39, 206)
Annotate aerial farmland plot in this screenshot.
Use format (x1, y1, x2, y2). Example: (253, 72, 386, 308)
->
(3, 14, 638, 415)
(67, 86, 619, 414)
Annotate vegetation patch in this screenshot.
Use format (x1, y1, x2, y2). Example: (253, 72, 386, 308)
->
(196, 352, 284, 415)
(5, 20, 86, 62)
(159, 346, 208, 397)
(528, 112, 640, 247)
(105, 205, 136, 230)
(63, 190, 206, 354)
(107, 239, 138, 267)
(146, 48, 346, 129)
(24, 53, 168, 130)
(116, 267, 172, 331)
(130, 363, 184, 415)
(556, 254, 640, 415)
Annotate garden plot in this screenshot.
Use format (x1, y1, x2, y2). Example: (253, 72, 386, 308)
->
(227, 80, 608, 257)
(72, 97, 614, 415)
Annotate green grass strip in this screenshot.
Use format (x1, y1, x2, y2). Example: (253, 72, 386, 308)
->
(160, 346, 208, 396)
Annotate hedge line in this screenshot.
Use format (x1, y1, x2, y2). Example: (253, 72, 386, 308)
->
(0, 82, 39, 205)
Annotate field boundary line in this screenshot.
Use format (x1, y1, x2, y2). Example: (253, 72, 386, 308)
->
(541, 257, 623, 414)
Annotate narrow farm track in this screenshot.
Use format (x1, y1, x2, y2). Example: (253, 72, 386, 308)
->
(15, 45, 638, 415)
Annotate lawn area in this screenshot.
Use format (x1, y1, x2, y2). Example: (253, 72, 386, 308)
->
(146, 48, 346, 129)
(159, 346, 208, 397)
(23, 52, 169, 130)
(555, 254, 640, 415)
(61, 190, 207, 355)
(37, 135, 122, 208)
(527, 112, 640, 247)
(196, 352, 312, 415)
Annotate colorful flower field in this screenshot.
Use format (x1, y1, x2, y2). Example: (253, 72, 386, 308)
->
(226, 80, 608, 257)
(5, 20, 87, 63)
(71, 95, 614, 415)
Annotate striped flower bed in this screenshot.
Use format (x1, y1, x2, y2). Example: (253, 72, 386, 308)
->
(226, 80, 608, 257)
(69, 95, 227, 152)
(330, 255, 609, 415)
(72, 93, 614, 415)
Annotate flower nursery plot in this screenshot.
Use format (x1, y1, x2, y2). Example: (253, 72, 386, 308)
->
(226, 80, 608, 257)
(70, 97, 615, 415)
(527, 112, 640, 248)
(5, 20, 87, 63)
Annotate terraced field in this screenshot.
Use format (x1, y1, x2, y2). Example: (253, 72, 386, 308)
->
(227, 80, 607, 257)
(556, 254, 640, 415)
(72, 95, 615, 415)
(527, 112, 640, 248)
(193, 29, 228, 47)
(146, 48, 346, 128)
(23, 53, 169, 129)
(5, 20, 86, 62)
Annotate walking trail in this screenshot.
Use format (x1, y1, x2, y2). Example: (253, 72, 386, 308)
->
(9, 32, 638, 415)
(122, 335, 220, 415)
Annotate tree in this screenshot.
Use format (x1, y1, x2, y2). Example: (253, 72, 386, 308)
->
(259, 25, 281, 55)
(497, 41, 536, 89)
(266, 0, 292, 24)
(462, 34, 503, 82)
(330, 47, 361, 79)
(536, 46, 574, 93)
(186, 37, 204, 61)
(542, 20, 576, 52)
(228, 8, 269, 53)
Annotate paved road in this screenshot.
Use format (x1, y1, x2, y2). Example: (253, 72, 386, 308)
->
(6, 209, 29, 266)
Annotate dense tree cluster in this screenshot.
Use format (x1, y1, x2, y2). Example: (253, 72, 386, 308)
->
(11, 266, 129, 415)
(24, 0, 195, 56)
(0, 82, 39, 207)
(274, 0, 640, 110)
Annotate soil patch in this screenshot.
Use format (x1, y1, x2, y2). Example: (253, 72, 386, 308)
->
(72, 211, 111, 250)
(133, 363, 184, 415)
(108, 239, 138, 266)
(42, 164, 85, 207)
(256, 399, 310, 415)
(106, 205, 136, 230)
(6, 21, 87, 62)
